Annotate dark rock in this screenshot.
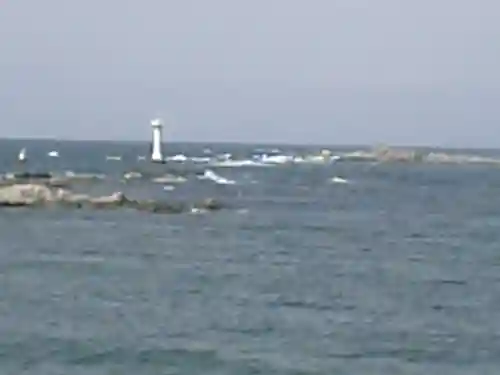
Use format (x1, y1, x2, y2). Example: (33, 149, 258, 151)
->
(47, 178, 71, 188)
(194, 198, 224, 211)
(59, 201, 83, 209)
(12, 172, 53, 180)
(0, 201, 30, 207)
(153, 202, 186, 214)
(130, 200, 187, 214)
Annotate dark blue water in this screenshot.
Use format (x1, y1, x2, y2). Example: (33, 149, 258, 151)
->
(1, 139, 500, 374)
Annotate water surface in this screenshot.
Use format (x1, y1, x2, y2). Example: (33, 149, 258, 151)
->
(1, 140, 499, 374)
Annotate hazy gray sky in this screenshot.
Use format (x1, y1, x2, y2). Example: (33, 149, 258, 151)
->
(1, 0, 498, 146)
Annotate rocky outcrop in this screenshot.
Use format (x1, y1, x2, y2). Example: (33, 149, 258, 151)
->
(0, 184, 55, 205)
(338, 145, 500, 165)
(339, 145, 421, 163)
(423, 152, 500, 165)
(0, 184, 225, 214)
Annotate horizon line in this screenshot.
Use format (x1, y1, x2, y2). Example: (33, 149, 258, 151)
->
(0, 136, 498, 151)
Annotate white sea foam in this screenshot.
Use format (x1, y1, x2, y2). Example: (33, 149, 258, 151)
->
(330, 176, 349, 184)
(198, 169, 236, 185)
(208, 159, 272, 168)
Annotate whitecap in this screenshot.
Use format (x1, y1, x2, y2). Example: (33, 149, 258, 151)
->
(198, 169, 236, 185)
(330, 176, 349, 184)
(152, 175, 187, 184)
(209, 159, 272, 168)
(165, 154, 188, 162)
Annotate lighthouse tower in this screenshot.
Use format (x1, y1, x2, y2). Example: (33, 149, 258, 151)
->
(150, 118, 164, 163)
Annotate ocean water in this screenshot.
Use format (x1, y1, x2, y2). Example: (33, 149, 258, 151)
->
(1, 139, 500, 374)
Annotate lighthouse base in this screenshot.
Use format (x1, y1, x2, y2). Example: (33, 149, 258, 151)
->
(150, 151, 164, 164)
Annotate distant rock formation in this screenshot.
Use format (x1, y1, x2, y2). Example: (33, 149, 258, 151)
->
(339, 146, 500, 165)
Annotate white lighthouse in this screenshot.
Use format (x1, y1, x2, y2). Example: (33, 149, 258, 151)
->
(150, 118, 164, 163)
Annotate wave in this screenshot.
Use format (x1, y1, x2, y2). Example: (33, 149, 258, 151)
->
(330, 176, 349, 184)
(208, 159, 272, 168)
(198, 169, 236, 185)
(152, 175, 187, 184)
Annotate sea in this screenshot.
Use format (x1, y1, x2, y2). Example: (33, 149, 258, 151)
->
(1, 138, 499, 374)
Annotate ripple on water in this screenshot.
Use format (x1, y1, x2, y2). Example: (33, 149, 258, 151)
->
(2, 142, 500, 374)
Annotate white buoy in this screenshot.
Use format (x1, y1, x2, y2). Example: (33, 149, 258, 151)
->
(150, 118, 164, 163)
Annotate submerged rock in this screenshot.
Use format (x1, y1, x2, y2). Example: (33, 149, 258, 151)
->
(64, 171, 106, 180)
(135, 201, 187, 214)
(46, 177, 72, 188)
(6, 172, 53, 180)
(0, 171, 96, 189)
(193, 198, 224, 211)
(0, 201, 33, 207)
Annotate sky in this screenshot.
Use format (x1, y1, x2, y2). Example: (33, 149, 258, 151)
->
(0, 0, 499, 146)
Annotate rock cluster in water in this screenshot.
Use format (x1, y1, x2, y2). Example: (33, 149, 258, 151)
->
(0, 171, 194, 188)
(0, 183, 224, 214)
(338, 145, 500, 165)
